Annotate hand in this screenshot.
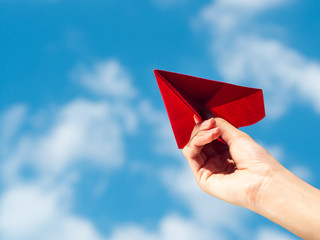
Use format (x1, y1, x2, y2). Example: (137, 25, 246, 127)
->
(183, 116, 320, 239)
(183, 116, 281, 210)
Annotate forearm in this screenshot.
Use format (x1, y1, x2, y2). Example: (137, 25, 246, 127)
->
(253, 164, 320, 239)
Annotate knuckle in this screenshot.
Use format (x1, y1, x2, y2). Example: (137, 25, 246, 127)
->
(183, 142, 194, 158)
(182, 147, 188, 157)
(182, 144, 190, 157)
(191, 126, 200, 138)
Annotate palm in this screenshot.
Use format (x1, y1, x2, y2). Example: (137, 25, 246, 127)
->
(195, 138, 271, 208)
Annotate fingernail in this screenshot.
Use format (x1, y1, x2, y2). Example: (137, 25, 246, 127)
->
(210, 127, 220, 135)
(194, 115, 201, 123)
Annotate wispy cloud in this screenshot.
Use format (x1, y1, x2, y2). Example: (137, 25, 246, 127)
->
(0, 58, 143, 240)
(197, 0, 287, 37)
(1, 99, 126, 184)
(197, 0, 320, 118)
(259, 142, 284, 162)
(0, 182, 104, 240)
(33, 99, 125, 175)
(255, 227, 299, 240)
(215, 36, 320, 118)
(73, 59, 137, 99)
(0, 104, 27, 146)
(289, 164, 313, 182)
(138, 100, 180, 157)
(109, 213, 226, 240)
(161, 161, 248, 236)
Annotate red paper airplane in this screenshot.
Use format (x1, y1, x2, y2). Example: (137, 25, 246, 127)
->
(154, 69, 265, 149)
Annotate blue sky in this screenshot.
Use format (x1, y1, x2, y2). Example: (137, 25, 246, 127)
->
(0, 0, 320, 239)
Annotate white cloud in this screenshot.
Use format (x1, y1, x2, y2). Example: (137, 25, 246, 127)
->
(161, 162, 248, 234)
(290, 164, 313, 182)
(256, 227, 298, 240)
(0, 182, 104, 240)
(197, 0, 320, 119)
(109, 214, 226, 240)
(198, 0, 287, 36)
(0, 184, 62, 239)
(1, 98, 127, 183)
(74, 59, 137, 99)
(217, 36, 320, 118)
(258, 142, 313, 182)
(157, 215, 222, 240)
(34, 99, 124, 175)
(138, 100, 180, 157)
(0, 104, 27, 144)
(112, 101, 139, 134)
(0, 58, 144, 240)
(214, 0, 287, 11)
(259, 142, 284, 162)
(110, 224, 157, 240)
(47, 217, 104, 240)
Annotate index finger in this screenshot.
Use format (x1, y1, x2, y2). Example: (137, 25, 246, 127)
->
(183, 118, 220, 173)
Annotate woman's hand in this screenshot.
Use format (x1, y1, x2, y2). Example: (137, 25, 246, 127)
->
(183, 116, 320, 239)
(183, 116, 282, 210)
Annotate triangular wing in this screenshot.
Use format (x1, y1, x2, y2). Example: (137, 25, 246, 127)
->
(154, 70, 197, 148)
(155, 69, 224, 116)
(206, 84, 265, 128)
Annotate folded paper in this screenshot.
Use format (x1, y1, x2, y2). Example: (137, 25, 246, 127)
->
(154, 69, 265, 149)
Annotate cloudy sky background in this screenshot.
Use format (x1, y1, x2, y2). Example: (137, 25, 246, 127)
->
(1, 0, 320, 239)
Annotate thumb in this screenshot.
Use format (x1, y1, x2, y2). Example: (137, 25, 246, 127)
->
(215, 118, 250, 146)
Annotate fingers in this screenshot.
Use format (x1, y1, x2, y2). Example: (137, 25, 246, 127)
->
(183, 117, 220, 173)
(192, 127, 221, 147)
(183, 115, 251, 174)
(189, 117, 218, 150)
(190, 117, 216, 139)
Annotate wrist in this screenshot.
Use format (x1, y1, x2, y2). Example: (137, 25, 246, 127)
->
(250, 161, 320, 239)
(250, 161, 288, 213)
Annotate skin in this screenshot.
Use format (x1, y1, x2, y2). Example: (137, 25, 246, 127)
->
(183, 116, 320, 239)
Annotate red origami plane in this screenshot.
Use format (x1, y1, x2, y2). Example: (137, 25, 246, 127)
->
(154, 69, 265, 149)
